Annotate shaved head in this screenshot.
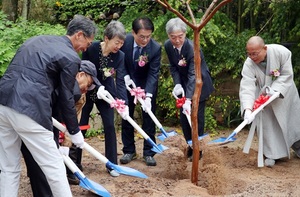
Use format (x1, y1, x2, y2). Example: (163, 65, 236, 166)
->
(246, 36, 267, 64)
(247, 36, 265, 47)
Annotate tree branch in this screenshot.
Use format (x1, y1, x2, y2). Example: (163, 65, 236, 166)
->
(186, 1, 196, 25)
(156, 0, 196, 29)
(198, 0, 233, 30)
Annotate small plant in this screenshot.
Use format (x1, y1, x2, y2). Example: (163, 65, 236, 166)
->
(85, 128, 103, 138)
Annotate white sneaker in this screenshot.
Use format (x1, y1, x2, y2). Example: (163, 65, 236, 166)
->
(107, 169, 120, 177)
(265, 158, 275, 167)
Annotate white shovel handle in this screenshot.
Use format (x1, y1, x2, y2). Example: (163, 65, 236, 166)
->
(126, 83, 163, 129)
(125, 115, 150, 140)
(52, 118, 109, 164)
(228, 92, 280, 139)
(97, 88, 114, 104)
(249, 92, 280, 120)
(98, 86, 152, 141)
(62, 154, 85, 177)
(186, 113, 192, 127)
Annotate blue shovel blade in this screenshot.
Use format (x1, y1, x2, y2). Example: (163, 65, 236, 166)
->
(106, 161, 148, 179)
(146, 138, 168, 154)
(151, 143, 169, 154)
(157, 129, 177, 141)
(74, 172, 111, 197)
(209, 137, 236, 144)
(187, 134, 209, 146)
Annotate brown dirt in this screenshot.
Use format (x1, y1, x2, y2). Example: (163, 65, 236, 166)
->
(19, 127, 300, 197)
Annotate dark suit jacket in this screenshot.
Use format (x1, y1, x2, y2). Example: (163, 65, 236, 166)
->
(0, 35, 80, 133)
(120, 33, 161, 96)
(82, 41, 127, 101)
(164, 38, 214, 101)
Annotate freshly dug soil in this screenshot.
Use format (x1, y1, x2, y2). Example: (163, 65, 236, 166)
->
(19, 128, 300, 197)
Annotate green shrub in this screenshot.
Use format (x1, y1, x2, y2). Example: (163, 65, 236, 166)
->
(0, 12, 66, 77)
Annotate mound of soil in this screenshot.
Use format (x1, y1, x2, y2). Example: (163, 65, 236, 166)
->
(18, 128, 300, 197)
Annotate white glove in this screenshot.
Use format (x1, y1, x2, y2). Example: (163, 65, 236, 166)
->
(124, 75, 132, 87)
(265, 86, 276, 96)
(70, 131, 84, 149)
(119, 106, 129, 120)
(182, 99, 191, 115)
(244, 109, 254, 124)
(142, 97, 152, 112)
(96, 85, 106, 99)
(172, 84, 184, 97)
(59, 146, 70, 156)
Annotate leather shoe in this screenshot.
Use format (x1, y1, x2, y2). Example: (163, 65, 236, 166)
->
(143, 156, 157, 166)
(67, 174, 80, 185)
(187, 146, 193, 158)
(120, 153, 137, 164)
(188, 151, 203, 162)
(291, 145, 300, 158)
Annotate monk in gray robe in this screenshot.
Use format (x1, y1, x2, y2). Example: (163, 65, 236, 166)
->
(240, 36, 300, 167)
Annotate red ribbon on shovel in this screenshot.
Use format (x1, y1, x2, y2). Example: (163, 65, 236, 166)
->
(176, 97, 186, 108)
(59, 132, 65, 143)
(253, 94, 270, 110)
(58, 125, 90, 144)
(175, 97, 186, 119)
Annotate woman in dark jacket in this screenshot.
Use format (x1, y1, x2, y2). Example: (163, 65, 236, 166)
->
(80, 20, 127, 177)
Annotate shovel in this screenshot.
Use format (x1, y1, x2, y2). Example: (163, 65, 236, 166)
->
(125, 79, 177, 141)
(62, 153, 111, 197)
(52, 118, 148, 179)
(96, 87, 168, 154)
(209, 91, 280, 145)
(172, 90, 192, 127)
(172, 90, 208, 145)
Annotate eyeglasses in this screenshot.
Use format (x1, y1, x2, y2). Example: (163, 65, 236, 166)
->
(83, 34, 93, 47)
(138, 34, 151, 41)
(247, 47, 264, 58)
(84, 73, 93, 88)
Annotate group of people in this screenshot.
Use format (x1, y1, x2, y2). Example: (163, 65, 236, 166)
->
(0, 13, 300, 197)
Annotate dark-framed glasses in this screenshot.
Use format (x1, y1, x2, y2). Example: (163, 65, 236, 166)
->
(83, 34, 93, 47)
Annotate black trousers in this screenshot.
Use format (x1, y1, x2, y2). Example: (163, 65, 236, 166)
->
(121, 91, 157, 157)
(180, 100, 206, 142)
(80, 91, 118, 167)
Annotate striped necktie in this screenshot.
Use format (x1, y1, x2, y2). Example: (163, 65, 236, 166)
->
(133, 46, 141, 68)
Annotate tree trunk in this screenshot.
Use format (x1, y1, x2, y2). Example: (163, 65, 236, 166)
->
(21, 0, 31, 20)
(2, 0, 18, 21)
(191, 30, 203, 185)
(237, 0, 242, 33)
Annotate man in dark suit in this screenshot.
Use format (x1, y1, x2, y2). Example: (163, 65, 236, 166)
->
(120, 16, 161, 166)
(164, 17, 214, 161)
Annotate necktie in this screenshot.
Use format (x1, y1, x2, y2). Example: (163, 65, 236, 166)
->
(133, 46, 141, 68)
(174, 48, 180, 59)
